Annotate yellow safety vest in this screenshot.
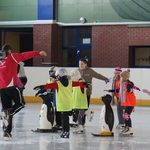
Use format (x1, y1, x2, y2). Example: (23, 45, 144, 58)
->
(72, 87, 88, 109)
(56, 80, 73, 112)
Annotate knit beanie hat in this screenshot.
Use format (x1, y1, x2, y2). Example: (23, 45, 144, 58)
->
(114, 66, 122, 73)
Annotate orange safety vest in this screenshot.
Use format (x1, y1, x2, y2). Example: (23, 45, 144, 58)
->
(115, 79, 120, 98)
(121, 81, 136, 106)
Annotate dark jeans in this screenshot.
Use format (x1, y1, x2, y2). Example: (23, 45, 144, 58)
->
(124, 106, 134, 128)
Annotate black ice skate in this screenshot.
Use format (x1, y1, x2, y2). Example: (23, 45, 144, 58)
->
(60, 131, 70, 138)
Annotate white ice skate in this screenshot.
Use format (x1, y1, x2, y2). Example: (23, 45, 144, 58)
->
(116, 123, 125, 130)
(85, 110, 94, 122)
(120, 127, 133, 137)
(0, 111, 9, 127)
(73, 125, 85, 134)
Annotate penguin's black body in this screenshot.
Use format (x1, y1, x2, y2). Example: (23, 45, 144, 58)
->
(92, 94, 114, 136)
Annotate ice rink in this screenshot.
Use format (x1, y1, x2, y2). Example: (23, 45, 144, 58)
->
(0, 103, 150, 150)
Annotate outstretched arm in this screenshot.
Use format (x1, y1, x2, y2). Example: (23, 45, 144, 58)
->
(11, 50, 47, 63)
(34, 82, 58, 91)
(142, 89, 150, 96)
(91, 69, 109, 83)
(44, 82, 58, 90)
(104, 89, 119, 93)
(72, 81, 86, 88)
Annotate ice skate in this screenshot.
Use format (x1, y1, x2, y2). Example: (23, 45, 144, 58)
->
(85, 110, 94, 122)
(3, 132, 12, 141)
(0, 111, 9, 127)
(120, 126, 128, 133)
(60, 131, 70, 138)
(73, 125, 85, 134)
(116, 124, 125, 130)
(120, 127, 133, 136)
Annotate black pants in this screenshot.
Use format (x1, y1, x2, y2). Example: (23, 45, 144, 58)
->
(0, 86, 25, 133)
(124, 106, 134, 128)
(0, 86, 25, 115)
(61, 112, 70, 132)
(55, 108, 61, 126)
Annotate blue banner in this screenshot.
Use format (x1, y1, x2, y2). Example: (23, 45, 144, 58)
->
(38, 0, 55, 20)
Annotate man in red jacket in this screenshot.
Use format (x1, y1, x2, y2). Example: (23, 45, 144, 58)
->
(0, 44, 47, 140)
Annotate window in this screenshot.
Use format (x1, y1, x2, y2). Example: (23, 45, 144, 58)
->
(62, 27, 91, 67)
(130, 46, 150, 68)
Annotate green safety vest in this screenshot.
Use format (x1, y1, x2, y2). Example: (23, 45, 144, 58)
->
(56, 80, 73, 112)
(72, 87, 88, 109)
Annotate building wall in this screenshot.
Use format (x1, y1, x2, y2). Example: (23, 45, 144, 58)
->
(58, 0, 150, 23)
(23, 67, 150, 106)
(92, 25, 150, 67)
(32, 24, 150, 67)
(0, 0, 150, 23)
(0, 0, 37, 21)
(128, 27, 150, 46)
(92, 25, 129, 67)
(33, 24, 61, 66)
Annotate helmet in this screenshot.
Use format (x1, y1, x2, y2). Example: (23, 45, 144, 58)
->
(49, 66, 56, 78)
(55, 68, 68, 77)
(2, 44, 12, 52)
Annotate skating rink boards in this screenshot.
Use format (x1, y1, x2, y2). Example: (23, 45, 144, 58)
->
(0, 104, 150, 150)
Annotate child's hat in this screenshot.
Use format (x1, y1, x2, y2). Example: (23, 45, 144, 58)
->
(115, 66, 122, 72)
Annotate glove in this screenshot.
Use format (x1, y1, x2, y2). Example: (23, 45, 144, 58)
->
(33, 85, 44, 91)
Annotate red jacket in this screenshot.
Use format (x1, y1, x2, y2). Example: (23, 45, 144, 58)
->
(44, 81, 85, 91)
(0, 51, 40, 89)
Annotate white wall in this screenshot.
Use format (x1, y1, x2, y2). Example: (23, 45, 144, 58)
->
(24, 67, 150, 100)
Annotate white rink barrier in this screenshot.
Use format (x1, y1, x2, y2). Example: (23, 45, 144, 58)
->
(24, 67, 150, 102)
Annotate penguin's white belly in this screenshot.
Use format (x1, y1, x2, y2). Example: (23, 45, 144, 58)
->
(39, 104, 52, 129)
(100, 106, 110, 131)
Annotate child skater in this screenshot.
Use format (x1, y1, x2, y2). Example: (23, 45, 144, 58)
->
(34, 68, 86, 138)
(70, 69, 88, 134)
(112, 67, 125, 129)
(106, 69, 140, 136)
(119, 69, 137, 136)
(48, 67, 62, 130)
